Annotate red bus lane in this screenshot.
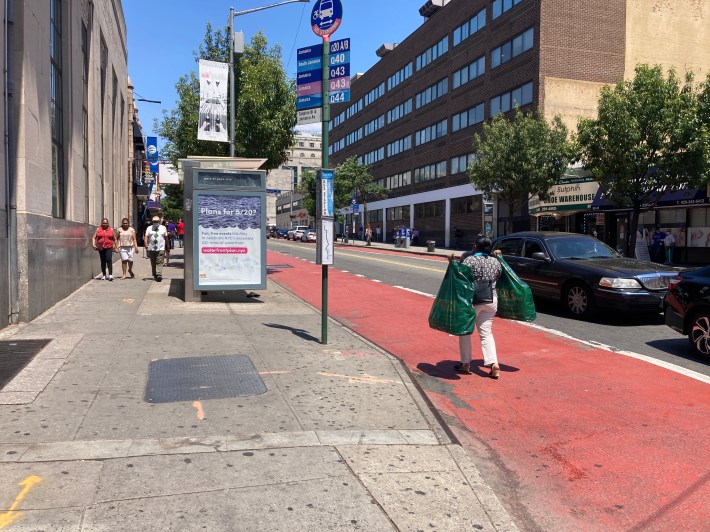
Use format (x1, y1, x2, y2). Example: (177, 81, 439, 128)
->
(267, 250, 710, 531)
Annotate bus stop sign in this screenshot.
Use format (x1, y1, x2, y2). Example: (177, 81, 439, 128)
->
(311, 0, 343, 37)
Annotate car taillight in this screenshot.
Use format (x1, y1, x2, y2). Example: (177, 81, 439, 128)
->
(667, 276, 682, 291)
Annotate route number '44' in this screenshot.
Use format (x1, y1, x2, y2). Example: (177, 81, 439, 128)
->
(329, 92, 347, 103)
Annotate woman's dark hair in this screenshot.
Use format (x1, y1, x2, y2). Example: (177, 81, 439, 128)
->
(474, 236, 493, 254)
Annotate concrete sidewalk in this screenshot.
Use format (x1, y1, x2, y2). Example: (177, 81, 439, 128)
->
(0, 247, 516, 531)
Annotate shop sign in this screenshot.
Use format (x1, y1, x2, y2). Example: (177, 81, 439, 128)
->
(529, 177, 599, 215)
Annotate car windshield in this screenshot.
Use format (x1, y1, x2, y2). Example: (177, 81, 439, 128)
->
(546, 236, 618, 260)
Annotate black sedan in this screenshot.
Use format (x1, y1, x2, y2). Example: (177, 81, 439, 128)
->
(492, 232, 678, 319)
(664, 265, 710, 357)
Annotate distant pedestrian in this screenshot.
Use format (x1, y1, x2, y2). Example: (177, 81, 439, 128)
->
(144, 216, 168, 282)
(454, 226, 462, 248)
(177, 219, 185, 248)
(167, 220, 177, 249)
(412, 227, 420, 245)
(162, 220, 172, 266)
(116, 218, 138, 279)
(375, 226, 381, 242)
(664, 230, 675, 264)
(450, 237, 502, 378)
(91, 218, 116, 281)
(651, 227, 665, 262)
(365, 224, 372, 246)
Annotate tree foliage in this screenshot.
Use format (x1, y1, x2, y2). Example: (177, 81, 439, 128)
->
(157, 24, 296, 171)
(468, 109, 572, 233)
(296, 157, 387, 225)
(576, 64, 710, 253)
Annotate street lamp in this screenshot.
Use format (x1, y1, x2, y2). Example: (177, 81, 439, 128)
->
(228, 0, 311, 157)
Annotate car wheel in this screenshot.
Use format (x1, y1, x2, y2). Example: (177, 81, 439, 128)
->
(688, 310, 710, 357)
(564, 282, 596, 319)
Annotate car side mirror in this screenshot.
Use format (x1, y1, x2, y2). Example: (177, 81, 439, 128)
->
(531, 252, 550, 262)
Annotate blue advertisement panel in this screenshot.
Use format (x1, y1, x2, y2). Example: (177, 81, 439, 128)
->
(193, 191, 266, 290)
(146, 136, 159, 174)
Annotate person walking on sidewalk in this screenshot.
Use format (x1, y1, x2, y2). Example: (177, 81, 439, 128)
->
(116, 218, 139, 279)
(144, 216, 168, 282)
(365, 224, 372, 246)
(177, 219, 185, 248)
(664, 230, 675, 265)
(163, 220, 172, 266)
(167, 220, 177, 249)
(450, 236, 502, 378)
(375, 225, 381, 242)
(91, 218, 116, 281)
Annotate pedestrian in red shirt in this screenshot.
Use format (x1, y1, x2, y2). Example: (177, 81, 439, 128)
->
(177, 219, 185, 248)
(91, 218, 117, 281)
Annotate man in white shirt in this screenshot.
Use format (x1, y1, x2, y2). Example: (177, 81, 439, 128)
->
(663, 230, 676, 265)
(144, 216, 168, 281)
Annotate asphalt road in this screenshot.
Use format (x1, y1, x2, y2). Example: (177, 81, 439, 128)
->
(268, 239, 710, 377)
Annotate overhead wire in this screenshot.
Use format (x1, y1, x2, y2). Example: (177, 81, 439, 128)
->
(285, 2, 309, 78)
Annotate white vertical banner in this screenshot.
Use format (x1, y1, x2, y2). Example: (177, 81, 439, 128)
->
(198, 60, 229, 143)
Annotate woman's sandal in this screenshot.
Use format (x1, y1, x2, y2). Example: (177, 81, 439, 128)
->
(489, 364, 500, 379)
(454, 363, 472, 375)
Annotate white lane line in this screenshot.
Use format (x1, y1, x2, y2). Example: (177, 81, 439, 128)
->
(354, 274, 365, 278)
(341, 270, 349, 273)
(394, 286, 435, 298)
(372, 280, 383, 283)
(519, 321, 710, 385)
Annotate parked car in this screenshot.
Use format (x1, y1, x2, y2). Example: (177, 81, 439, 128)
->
(492, 232, 678, 319)
(288, 226, 310, 241)
(301, 229, 317, 243)
(664, 265, 710, 357)
(266, 224, 278, 239)
(276, 228, 289, 239)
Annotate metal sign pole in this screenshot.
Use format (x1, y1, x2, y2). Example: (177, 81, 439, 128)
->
(320, 36, 331, 345)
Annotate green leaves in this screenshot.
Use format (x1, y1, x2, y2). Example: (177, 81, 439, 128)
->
(469, 109, 572, 230)
(157, 26, 295, 171)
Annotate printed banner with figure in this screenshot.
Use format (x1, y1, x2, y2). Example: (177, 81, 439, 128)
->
(198, 60, 229, 143)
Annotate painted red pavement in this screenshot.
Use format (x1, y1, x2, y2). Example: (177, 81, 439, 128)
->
(267, 248, 710, 531)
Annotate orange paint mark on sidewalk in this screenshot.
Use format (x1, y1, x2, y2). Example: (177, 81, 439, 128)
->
(192, 401, 205, 421)
(319, 372, 394, 385)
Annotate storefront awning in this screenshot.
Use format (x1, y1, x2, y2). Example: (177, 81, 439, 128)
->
(590, 187, 709, 211)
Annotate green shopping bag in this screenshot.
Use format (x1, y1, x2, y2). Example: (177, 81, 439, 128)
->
(495, 255, 537, 321)
(428, 261, 477, 335)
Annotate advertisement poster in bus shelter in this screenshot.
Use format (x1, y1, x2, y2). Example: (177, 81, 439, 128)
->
(194, 191, 266, 289)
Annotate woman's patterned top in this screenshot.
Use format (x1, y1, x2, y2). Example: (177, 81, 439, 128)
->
(462, 254, 502, 288)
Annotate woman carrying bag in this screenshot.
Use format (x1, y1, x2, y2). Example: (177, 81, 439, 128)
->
(451, 237, 503, 378)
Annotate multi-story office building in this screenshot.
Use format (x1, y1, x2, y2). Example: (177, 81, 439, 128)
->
(273, 133, 322, 229)
(1, 0, 130, 328)
(328, 0, 710, 261)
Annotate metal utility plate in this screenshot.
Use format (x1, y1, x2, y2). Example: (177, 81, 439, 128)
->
(0, 339, 52, 390)
(145, 354, 266, 404)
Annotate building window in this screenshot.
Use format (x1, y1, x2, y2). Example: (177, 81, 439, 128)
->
(387, 62, 413, 90)
(414, 200, 446, 218)
(50, 0, 65, 217)
(416, 78, 448, 109)
(364, 115, 385, 136)
(364, 82, 385, 106)
(452, 103, 485, 132)
(453, 56, 485, 90)
(415, 120, 447, 146)
(387, 99, 413, 124)
(491, 28, 534, 69)
(451, 195, 482, 215)
(383, 171, 411, 190)
(346, 99, 363, 118)
(416, 36, 449, 71)
(414, 161, 447, 183)
(453, 8, 486, 46)
(363, 147, 385, 165)
(346, 128, 363, 146)
(298, 142, 304, 147)
(451, 153, 477, 174)
(309, 142, 314, 147)
(492, 0, 525, 20)
(386, 135, 412, 157)
(490, 81, 534, 116)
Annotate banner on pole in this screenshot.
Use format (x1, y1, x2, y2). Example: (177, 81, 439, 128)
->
(198, 60, 229, 143)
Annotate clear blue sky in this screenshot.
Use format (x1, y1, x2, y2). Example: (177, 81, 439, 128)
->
(124, 0, 426, 143)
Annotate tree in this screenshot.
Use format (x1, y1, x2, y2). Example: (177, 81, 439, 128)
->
(335, 156, 388, 228)
(296, 167, 354, 222)
(161, 185, 184, 223)
(469, 109, 573, 234)
(157, 25, 296, 171)
(576, 64, 710, 254)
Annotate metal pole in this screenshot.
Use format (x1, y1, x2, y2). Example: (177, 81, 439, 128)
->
(229, 7, 235, 157)
(321, 37, 330, 345)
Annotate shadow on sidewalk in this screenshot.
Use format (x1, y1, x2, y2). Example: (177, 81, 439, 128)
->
(417, 360, 520, 380)
(263, 323, 320, 343)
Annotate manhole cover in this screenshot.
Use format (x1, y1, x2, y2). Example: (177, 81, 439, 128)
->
(0, 339, 52, 390)
(145, 354, 266, 404)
